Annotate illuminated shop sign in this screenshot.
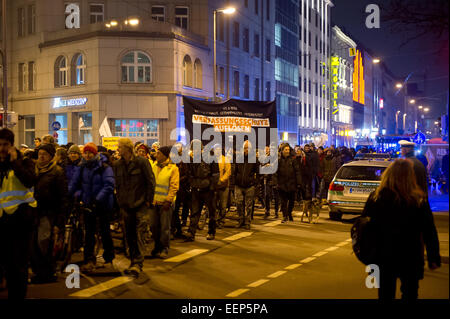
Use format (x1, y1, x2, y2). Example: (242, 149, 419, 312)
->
(53, 97, 87, 109)
(331, 56, 339, 115)
(352, 49, 365, 105)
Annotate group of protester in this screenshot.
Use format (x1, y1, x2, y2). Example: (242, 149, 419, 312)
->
(0, 128, 442, 300)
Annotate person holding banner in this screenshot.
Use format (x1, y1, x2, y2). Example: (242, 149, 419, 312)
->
(234, 140, 259, 230)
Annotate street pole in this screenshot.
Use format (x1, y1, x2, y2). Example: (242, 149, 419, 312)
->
(2, 0, 7, 128)
(213, 10, 217, 102)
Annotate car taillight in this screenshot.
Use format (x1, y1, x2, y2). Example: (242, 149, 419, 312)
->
(329, 182, 344, 191)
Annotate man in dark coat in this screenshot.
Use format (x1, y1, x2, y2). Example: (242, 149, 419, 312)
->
(172, 143, 191, 236)
(113, 138, 155, 277)
(399, 140, 428, 195)
(0, 128, 36, 298)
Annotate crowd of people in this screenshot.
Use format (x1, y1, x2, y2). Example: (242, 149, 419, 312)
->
(0, 127, 442, 300)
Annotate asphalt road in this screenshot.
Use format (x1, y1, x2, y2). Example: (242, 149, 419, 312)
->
(1, 205, 448, 300)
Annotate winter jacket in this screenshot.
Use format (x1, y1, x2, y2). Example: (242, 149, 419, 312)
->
(69, 154, 115, 211)
(362, 188, 440, 279)
(320, 155, 339, 182)
(113, 155, 155, 210)
(276, 155, 302, 193)
(188, 157, 219, 191)
(405, 151, 428, 194)
(234, 155, 259, 188)
(65, 158, 80, 189)
(300, 151, 315, 180)
(177, 160, 190, 189)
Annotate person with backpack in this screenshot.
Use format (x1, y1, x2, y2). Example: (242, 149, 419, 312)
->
(69, 142, 115, 273)
(359, 159, 441, 300)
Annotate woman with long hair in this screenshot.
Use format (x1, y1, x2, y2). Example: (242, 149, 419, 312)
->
(362, 159, 441, 300)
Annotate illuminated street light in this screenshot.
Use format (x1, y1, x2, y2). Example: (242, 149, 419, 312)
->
(128, 18, 140, 26)
(105, 23, 111, 28)
(418, 105, 423, 109)
(395, 83, 403, 88)
(424, 107, 430, 112)
(409, 99, 416, 104)
(373, 58, 380, 64)
(220, 7, 236, 14)
(434, 121, 439, 125)
(110, 20, 118, 26)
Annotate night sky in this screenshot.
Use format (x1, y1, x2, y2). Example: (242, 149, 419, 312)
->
(331, 0, 449, 119)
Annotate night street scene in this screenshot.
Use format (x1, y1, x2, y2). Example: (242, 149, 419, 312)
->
(0, 0, 449, 312)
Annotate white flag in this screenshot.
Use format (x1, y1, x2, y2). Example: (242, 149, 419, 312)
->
(99, 116, 112, 137)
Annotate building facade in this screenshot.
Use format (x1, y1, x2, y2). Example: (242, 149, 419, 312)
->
(3, 0, 275, 147)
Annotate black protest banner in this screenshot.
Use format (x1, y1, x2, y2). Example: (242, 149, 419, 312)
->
(183, 97, 278, 152)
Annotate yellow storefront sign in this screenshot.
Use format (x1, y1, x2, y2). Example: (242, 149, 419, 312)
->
(102, 137, 119, 151)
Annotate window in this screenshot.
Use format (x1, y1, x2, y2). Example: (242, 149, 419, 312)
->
(265, 39, 271, 62)
(27, 4, 36, 34)
(18, 63, 25, 92)
(315, 105, 318, 119)
(266, 0, 270, 20)
(112, 119, 159, 146)
(54, 56, 68, 87)
(244, 75, 249, 99)
(309, 104, 311, 118)
(90, 3, 104, 23)
(79, 112, 93, 144)
(315, 35, 318, 50)
(72, 53, 86, 85)
(254, 78, 260, 100)
(308, 79, 311, 94)
(151, 6, 165, 22)
(309, 31, 311, 46)
(308, 54, 311, 70)
(255, 0, 259, 15)
(121, 51, 152, 83)
(219, 67, 225, 94)
(233, 71, 240, 96)
(299, 50, 302, 66)
(28, 61, 35, 91)
(193, 59, 202, 89)
(182, 55, 193, 87)
(243, 28, 249, 52)
(309, 8, 312, 22)
(337, 166, 386, 181)
(303, 29, 306, 44)
(233, 22, 239, 48)
(315, 12, 318, 27)
(265, 81, 271, 101)
(18, 7, 25, 37)
(254, 33, 260, 57)
(175, 6, 189, 30)
(315, 59, 318, 73)
(49, 113, 68, 145)
(24, 116, 35, 147)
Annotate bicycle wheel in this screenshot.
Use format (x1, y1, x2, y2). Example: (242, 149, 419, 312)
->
(197, 207, 208, 230)
(59, 226, 75, 271)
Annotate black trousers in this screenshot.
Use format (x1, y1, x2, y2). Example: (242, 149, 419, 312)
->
(84, 206, 115, 264)
(172, 188, 191, 234)
(279, 190, 295, 219)
(0, 205, 34, 299)
(189, 188, 216, 236)
(378, 268, 420, 300)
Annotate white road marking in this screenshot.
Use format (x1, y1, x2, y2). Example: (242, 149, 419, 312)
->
(313, 251, 328, 257)
(70, 277, 133, 298)
(247, 279, 270, 288)
(223, 232, 253, 241)
(324, 246, 339, 252)
(226, 288, 250, 297)
(299, 257, 316, 264)
(264, 220, 281, 227)
(285, 264, 302, 270)
(267, 270, 287, 278)
(164, 249, 209, 263)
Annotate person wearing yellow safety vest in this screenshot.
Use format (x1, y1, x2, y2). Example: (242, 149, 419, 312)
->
(149, 146, 179, 259)
(0, 128, 37, 299)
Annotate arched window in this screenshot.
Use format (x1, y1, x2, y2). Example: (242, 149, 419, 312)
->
(54, 56, 68, 87)
(121, 51, 152, 83)
(72, 53, 86, 85)
(182, 55, 192, 87)
(193, 59, 202, 89)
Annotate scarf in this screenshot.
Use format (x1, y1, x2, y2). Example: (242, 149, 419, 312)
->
(36, 159, 58, 176)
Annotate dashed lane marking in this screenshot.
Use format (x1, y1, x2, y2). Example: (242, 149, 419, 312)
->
(70, 276, 133, 298)
(299, 257, 316, 264)
(284, 264, 302, 270)
(345, 238, 352, 242)
(264, 220, 281, 227)
(324, 246, 339, 252)
(313, 251, 328, 257)
(267, 270, 287, 278)
(164, 249, 209, 263)
(247, 279, 270, 288)
(226, 288, 250, 297)
(223, 232, 253, 241)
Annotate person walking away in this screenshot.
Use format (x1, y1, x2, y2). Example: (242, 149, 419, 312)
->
(399, 140, 428, 195)
(0, 129, 36, 298)
(183, 140, 219, 241)
(213, 144, 231, 228)
(310, 143, 320, 199)
(69, 143, 116, 273)
(172, 143, 191, 233)
(31, 143, 68, 283)
(262, 146, 279, 219)
(361, 159, 440, 300)
(234, 141, 259, 230)
(113, 138, 155, 277)
(277, 144, 302, 223)
(149, 146, 179, 258)
(319, 149, 339, 203)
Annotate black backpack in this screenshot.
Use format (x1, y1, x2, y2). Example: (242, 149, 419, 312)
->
(350, 215, 378, 265)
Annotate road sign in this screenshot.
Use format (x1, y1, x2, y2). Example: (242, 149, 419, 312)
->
(349, 48, 356, 57)
(413, 131, 426, 144)
(52, 121, 61, 131)
(53, 132, 58, 138)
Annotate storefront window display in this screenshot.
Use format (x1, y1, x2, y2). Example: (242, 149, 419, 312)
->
(111, 119, 159, 146)
(49, 113, 68, 145)
(79, 112, 93, 144)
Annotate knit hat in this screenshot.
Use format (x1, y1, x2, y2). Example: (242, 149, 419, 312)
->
(137, 143, 150, 154)
(158, 146, 171, 158)
(83, 142, 98, 155)
(38, 143, 56, 158)
(68, 144, 81, 154)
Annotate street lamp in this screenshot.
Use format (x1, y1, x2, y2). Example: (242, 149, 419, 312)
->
(409, 99, 416, 104)
(418, 105, 423, 109)
(424, 107, 430, 112)
(213, 7, 236, 101)
(395, 83, 403, 88)
(373, 58, 381, 64)
(403, 113, 407, 131)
